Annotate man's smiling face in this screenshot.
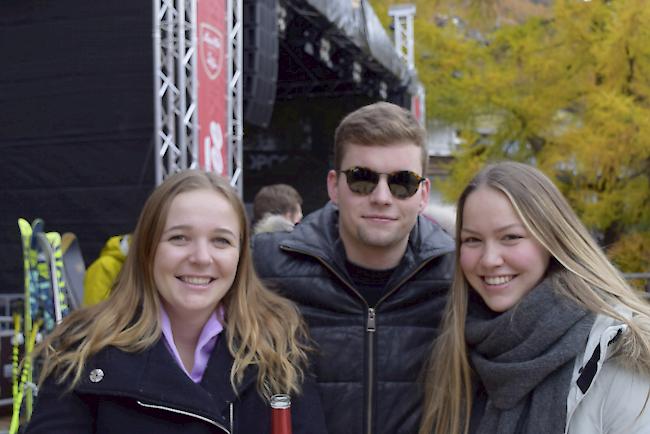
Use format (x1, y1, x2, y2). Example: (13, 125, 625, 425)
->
(327, 142, 429, 268)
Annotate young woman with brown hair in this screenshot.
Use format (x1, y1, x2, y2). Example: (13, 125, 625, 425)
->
(25, 170, 327, 434)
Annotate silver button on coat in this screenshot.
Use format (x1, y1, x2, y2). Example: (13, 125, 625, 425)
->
(89, 368, 104, 383)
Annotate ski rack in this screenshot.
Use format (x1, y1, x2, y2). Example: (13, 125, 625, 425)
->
(0, 293, 20, 409)
(11, 219, 76, 431)
(153, 0, 244, 195)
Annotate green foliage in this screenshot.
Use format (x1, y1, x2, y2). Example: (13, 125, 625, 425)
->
(608, 231, 650, 290)
(371, 0, 650, 271)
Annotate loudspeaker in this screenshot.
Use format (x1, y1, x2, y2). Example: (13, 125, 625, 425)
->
(243, 0, 278, 128)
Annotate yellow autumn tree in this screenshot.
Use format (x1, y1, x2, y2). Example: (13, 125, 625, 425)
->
(372, 0, 650, 272)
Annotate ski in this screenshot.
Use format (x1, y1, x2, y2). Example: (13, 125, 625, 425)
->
(31, 219, 58, 335)
(15, 218, 37, 429)
(40, 232, 71, 323)
(61, 232, 85, 310)
(17, 219, 32, 347)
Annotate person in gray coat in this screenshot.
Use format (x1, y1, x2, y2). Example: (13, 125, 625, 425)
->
(419, 161, 650, 434)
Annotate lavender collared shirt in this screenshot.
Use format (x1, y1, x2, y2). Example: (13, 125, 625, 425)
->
(160, 306, 224, 383)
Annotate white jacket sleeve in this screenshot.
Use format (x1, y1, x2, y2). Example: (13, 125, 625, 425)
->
(567, 359, 650, 434)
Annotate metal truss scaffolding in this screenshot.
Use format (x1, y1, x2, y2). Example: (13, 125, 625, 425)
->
(153, 0, 243, 194)
(227, 0, 244, 195)
(388, 4, 416, 71)
(153, 0, 199, 185)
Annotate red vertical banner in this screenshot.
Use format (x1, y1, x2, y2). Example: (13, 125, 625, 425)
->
(197, 0, 228, 176)
(411, 94, 421, 124)
(411, 84, 426, 127)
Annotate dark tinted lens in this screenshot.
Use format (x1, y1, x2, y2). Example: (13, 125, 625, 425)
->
(387, 171, 421, 199)
(345, 167, 379, 195)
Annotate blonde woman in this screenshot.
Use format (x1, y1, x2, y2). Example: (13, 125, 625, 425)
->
(25, 170, 327, 434)
(420, 161, 650, 434)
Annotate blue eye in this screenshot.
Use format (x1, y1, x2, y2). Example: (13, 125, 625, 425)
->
(213, 237, 233, 247)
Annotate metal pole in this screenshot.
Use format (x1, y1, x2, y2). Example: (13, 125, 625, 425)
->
(227, 0, 244, 195)
(178, 0, 188, 169)
(153, 0, 163, 185)
(164, 0, 177, 177)
(190, 0, 199, 168)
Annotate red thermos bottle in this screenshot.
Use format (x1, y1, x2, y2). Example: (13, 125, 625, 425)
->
(270, 394, 292, 434)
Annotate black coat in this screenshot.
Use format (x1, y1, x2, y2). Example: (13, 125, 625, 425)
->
(25, 336, 328, 434)
(252, 203, 455, 434)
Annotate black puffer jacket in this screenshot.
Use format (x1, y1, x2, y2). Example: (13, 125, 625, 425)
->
(253, 203, 454, 434)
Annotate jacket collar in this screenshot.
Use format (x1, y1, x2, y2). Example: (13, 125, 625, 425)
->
(76, 336, 257, 421)
(565, 307, 630, 428)
(574, 310, 628, 393)
(581, 306, 631, 365)
(280, 202, 454, 280)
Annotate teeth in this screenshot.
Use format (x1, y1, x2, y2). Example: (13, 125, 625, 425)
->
(484, 275, 513, 285)
(182, 276, 212, 285)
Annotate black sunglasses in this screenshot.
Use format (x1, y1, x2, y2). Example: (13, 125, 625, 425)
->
(339, 166, 426, 199)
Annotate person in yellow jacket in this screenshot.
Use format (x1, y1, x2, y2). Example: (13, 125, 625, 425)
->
(83, 234, 130, 306)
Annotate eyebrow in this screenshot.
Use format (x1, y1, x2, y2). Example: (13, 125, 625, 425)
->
(163, 225, 238, 237)
(460, 223, 524, 234)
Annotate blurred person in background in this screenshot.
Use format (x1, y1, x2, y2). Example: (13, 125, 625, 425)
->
(83, 233, 130, 306)
(252, 183, 303, 235)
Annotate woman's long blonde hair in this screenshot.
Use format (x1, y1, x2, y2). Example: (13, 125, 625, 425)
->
(36, 170, 309, 400)
(419, 161, 650, 434)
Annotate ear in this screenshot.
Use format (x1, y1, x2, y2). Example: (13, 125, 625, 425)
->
(326, 170, 340, 205)
(417, 178, 431, 213)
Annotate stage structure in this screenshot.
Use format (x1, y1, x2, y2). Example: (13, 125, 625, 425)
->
(389, 4, 416, 71)
(389, 4, 425, 126)
(273, 0, 416, 101)
(0, 0, 424, 297)
(153, 0, 244, 193)
(242, 0, 426, 209)
(151, 0, 422, 193)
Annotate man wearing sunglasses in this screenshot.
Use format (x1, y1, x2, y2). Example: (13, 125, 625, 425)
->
(253, 102, 454, 434)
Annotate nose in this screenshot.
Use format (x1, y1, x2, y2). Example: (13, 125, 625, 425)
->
(479, 241, 504, 268)
(369, 174, 393, 205)
(189, 239, 213, 264)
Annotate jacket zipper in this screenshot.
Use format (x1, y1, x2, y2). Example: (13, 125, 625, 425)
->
(137, 400, 230, 433)
(280, 245, 446, 434)
(229, 401, 234, 434)
(365, 258, 438, 434)
(366, 307, 376, 434)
